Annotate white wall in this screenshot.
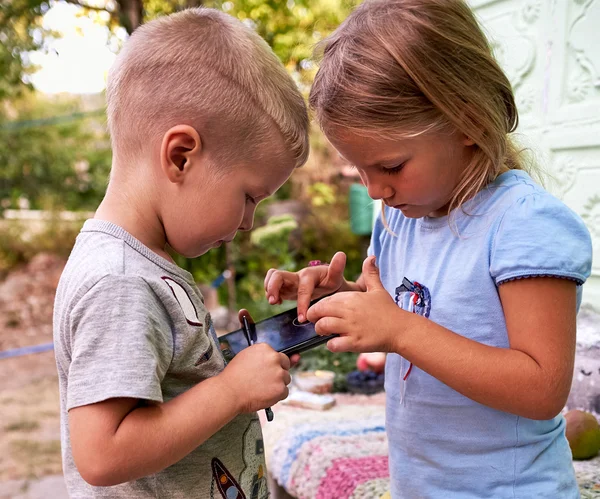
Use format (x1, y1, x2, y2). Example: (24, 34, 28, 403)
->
(471, 0, 600, 309)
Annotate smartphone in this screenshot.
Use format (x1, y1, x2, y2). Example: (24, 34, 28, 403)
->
(218, 299, 336, 361)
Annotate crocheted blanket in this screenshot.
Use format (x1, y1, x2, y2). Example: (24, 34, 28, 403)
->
(262, 393, 600, 499)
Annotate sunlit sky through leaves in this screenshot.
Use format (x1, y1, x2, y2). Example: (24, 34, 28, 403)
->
(29, 2, 125, 94)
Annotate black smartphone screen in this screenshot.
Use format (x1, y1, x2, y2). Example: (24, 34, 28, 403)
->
(219, 300, 334, 360)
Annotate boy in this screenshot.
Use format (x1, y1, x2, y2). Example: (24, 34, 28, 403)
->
(53, 7, 309, 498)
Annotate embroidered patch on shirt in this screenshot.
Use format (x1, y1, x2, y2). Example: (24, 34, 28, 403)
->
(162, 276, 203, 326)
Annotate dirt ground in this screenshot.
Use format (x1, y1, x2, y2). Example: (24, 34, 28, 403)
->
(0, 254, 65, 483)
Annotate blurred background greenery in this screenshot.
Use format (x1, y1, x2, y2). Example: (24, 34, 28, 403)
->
(0, 0, 375, 320)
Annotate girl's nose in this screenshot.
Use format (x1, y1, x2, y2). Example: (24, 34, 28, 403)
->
(366, 181, 394, 201)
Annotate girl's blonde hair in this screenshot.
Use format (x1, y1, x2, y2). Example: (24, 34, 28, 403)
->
(309, 0, 526, 217)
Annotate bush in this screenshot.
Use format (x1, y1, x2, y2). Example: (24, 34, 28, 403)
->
(0, 216, 82, 274)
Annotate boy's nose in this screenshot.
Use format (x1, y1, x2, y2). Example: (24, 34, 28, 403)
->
(239, 221, 253, 231)
(239, 212, 255, 231)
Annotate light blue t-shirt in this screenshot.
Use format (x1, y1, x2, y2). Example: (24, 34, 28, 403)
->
(370, 170, 592, 498)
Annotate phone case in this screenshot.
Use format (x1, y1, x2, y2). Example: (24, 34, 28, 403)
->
(219, 296, 336, 360)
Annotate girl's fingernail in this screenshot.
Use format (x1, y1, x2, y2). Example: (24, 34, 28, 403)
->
(269, 296, 275, 304)
(298, 314, 305, 323)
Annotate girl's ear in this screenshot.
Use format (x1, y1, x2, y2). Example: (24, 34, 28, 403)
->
(463, 135, 476, 147)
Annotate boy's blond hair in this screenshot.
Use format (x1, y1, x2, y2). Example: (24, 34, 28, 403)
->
(107, 8, 309, 168)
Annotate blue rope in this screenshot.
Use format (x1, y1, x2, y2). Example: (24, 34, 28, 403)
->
(0, 270, 231, 360)
(0, 342, 54, 360)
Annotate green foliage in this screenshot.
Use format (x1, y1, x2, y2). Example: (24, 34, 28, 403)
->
(1, 0, 360, 101)
(292, 345, 358, 392)
(0, 0, 46, 100)
(0, 94, 112, 212)
(0, 217, 82, 273)
(206, 0, 359, 86)
(307, 182, 336, 207)
(251, 214, 298, 270)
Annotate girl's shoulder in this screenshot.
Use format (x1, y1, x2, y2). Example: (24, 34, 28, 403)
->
(486, 170, 592, 287)
(485, 169, 584, 231)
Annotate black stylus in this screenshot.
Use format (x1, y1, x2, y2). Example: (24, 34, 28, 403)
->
(242, 316, 274, 422)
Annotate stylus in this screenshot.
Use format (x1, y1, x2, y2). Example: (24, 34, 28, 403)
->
(242, 316, 275, 422)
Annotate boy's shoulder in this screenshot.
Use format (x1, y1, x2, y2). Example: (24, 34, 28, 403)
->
(56, 219, 201, 322)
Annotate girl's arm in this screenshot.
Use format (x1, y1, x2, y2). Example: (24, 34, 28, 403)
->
(307, 257, 576, 420)
(395, 277, 576, 420)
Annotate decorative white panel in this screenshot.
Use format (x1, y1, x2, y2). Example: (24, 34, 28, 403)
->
(472, 0, 600, 309)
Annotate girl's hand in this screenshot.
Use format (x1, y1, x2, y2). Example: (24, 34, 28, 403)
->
(264, 251, 348, 322)
(306, 256, 404, 353)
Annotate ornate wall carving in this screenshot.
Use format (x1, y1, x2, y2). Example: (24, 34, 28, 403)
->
(472, 0, 600, 307)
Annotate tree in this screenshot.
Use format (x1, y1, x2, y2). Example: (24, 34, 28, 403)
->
(0, 0, 46, 101)
(0, 93, 112, 212)
(0, 0, 358, 101)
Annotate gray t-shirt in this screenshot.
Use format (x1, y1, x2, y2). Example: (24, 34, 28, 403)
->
(53, 220, 268, 498)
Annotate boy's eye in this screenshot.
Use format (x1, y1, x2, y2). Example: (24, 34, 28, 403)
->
(383, 162, 406, 175)
(245, 194, 256, 204)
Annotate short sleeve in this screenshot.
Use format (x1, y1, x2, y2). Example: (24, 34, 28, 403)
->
(66, 275, 173, 410)
(490, 193, 592, 286)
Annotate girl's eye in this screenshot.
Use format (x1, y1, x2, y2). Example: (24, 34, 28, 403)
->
(383, 162, 406, 175)
(245, 194, 256, 204)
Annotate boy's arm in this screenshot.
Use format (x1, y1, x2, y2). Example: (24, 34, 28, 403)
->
(70, 343, 291, 487)
(70, 373, 239, 487)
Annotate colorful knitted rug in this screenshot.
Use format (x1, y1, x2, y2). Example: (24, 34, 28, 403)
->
(262, 393, 600, 499)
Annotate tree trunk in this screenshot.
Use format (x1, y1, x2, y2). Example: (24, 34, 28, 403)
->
(115, 0, 205, 34)
(116, 0, 144, 34)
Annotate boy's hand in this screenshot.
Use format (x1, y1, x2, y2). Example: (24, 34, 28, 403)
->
(220, 310, 292, 414)
(264, 251, 347, 322)
(221, 343, 291, 413)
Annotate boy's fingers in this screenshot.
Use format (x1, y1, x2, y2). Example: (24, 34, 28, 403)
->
(296, 274, 316, 322)
(289, 354, 301, 368)
(264, 268, 276, 293)
(279, 353, 291, 370)
(266, 272, 283, 304)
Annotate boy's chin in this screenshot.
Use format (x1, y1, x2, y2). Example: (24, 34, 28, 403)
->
(184, 240, 227, 258)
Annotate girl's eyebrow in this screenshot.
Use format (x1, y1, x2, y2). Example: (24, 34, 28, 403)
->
(339, 152, 407, 169)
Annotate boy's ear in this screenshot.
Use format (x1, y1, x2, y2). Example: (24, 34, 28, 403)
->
(160, 125, 203, 184)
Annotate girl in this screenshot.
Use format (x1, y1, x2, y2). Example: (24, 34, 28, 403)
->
(264, 0, 593, 497)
